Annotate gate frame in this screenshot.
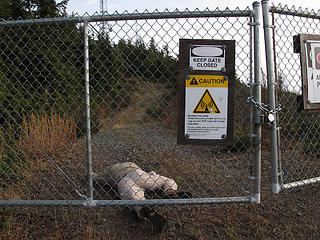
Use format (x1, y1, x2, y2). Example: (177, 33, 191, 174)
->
(262, 0, 320, 192)
(0, 4, 262, 207)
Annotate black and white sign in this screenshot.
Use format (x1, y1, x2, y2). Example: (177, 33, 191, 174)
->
(294, 34, 320, 110)
(177, 39, 235, 145)
(184, 75, 228, 140)
(189, 45, 225, 71)
(305, 41, 320, 103)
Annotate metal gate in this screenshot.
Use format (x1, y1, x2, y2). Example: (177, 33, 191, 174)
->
(261, 1, 320, 193)
(14, 0, 320, 210)
(0, 4, 264, 208)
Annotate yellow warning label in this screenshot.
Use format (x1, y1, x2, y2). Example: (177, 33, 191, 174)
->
(193, 89, 221, 114)
(186, 75, 227, 88)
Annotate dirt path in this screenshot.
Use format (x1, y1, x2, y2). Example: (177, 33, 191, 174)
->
(100, 78, 167, 130)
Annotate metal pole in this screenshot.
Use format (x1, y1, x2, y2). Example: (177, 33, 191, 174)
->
(252, 1, 262, 204)
(261, 0, 280, 194)
(84, 21, 94, 200)
(0, 10, 253, 27)
(0, 196, 251, 207)
(248, 15, 254, 198)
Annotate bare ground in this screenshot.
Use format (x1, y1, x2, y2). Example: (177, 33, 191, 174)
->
(1, 185, 319, 239)
(1, 78, 319, 239)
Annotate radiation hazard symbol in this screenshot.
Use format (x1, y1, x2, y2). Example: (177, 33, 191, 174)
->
(193, 89, 221, 114)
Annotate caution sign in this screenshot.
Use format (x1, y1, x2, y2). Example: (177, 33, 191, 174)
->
(177, 39, 235, 145)
(184, 75, 228, 141)
(193, 89, 220, 114)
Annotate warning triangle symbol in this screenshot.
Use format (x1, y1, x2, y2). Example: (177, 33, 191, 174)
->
(193, 89, 221, 114)
(189, 77, 198, 85)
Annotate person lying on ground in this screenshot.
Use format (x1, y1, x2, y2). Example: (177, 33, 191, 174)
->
(92, 161, 191, 232)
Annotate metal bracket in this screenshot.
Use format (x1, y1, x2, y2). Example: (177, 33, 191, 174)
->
(247, 82, 261, 87)
(83, 198, 97, 207)
(248, 22, 259, 26)
(269, 104, 282, 114)
(247, 133, 258, 138)
(76, 189, 97, 207)
(264, 24, 275, 29)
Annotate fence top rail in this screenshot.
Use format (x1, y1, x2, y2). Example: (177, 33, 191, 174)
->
(0, 8, 253, 27)
(271, 5, 320, 19)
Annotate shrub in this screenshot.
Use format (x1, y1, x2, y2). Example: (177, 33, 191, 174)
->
(145, 92, 176, 122)
(230, 130, 250, 152)
(0, 125, 27, 187)
(20, 111, 76, 170)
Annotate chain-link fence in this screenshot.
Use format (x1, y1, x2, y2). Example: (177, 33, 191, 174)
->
(267, 4, 320, 190)
(1, 1, 320, 238)
(0, 6, 260, 208)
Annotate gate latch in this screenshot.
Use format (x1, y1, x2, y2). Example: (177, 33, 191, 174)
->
(247, 97, 282, 123)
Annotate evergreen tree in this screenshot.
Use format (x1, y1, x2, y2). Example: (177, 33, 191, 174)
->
(0, 0, 68, 19)
(0, 0, 82, 126)
(0, 0, 28, 20)
(0, 0, 178, 130)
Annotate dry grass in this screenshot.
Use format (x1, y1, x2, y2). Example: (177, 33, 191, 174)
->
(20, 111, 76, 170)
(0, 112, 80, 200)
(1, 187, 319, 240)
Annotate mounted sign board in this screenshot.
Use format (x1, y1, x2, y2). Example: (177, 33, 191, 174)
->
(184, 75, 228, 140)
(189, 45, 226, 71)
(177, 39, 235, 145)
(294, 34, 320, 110)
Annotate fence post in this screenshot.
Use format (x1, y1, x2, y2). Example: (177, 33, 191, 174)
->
(84, 21, 94, 200)
(251, 1, 262, 203)
(261, 0, 280, 194)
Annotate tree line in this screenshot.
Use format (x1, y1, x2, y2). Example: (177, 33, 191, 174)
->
(0, 0, 178, 128)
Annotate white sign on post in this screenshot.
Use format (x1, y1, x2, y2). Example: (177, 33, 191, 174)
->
(189, 45, 226, 71)
(305, 41, 320, 103)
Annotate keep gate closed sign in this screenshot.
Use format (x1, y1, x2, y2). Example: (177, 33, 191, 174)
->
(189, 45, 226, 71)
(177, 39, 235, 145)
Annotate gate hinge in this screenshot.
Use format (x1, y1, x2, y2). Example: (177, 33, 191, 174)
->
(247, 133, 257, 138)
(248, 22, 259, 26)
(264, 24, 275, 29)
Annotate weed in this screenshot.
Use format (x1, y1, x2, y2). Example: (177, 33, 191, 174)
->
(20, 111, 76, 170)
(0, 125, 27, 187)
(0, 207, 9, 229)
(145, 92, 176, 122)
(229, 130, 250, 152)
(304, 140, 320, 153)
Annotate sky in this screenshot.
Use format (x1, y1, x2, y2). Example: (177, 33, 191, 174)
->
(66, 0, 320, 16)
